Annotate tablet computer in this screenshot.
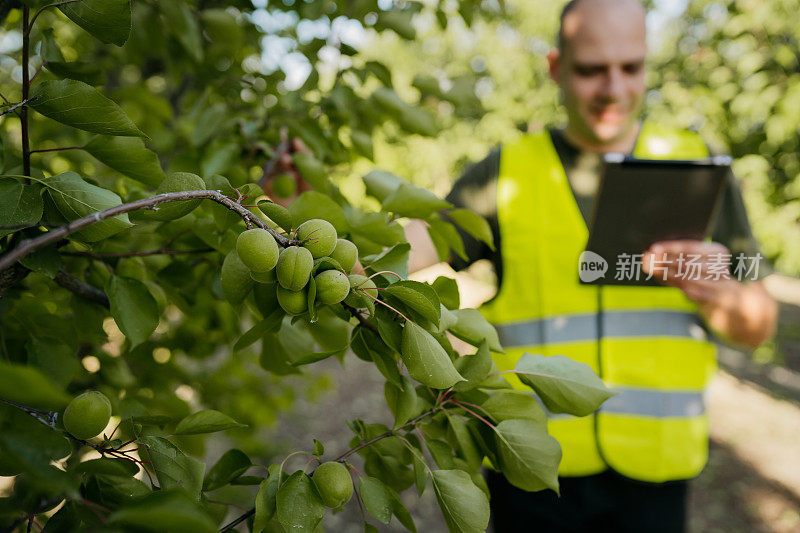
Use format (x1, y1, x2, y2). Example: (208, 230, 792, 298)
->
(580, 154, 731, 286)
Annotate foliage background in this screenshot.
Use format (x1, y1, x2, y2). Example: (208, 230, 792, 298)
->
(2, 0, 800, 531)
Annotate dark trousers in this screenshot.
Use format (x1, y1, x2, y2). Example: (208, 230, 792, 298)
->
(486, 469, 687, 533)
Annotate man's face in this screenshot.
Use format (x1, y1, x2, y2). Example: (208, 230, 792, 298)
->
(549, 2, 647, 149)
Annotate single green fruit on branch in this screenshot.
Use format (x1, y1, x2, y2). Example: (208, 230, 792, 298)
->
(63, 391, 112, 440)
(329, 238, 358, 272)
(295, 219, 337, 258)
(237, 228, 279, 273)
(314, 270, 350, 305)
(276, 285, 308, 315)
(312, 461, 353, 508)
(149, 172, 206, 221)
(276, 246, 314, 291)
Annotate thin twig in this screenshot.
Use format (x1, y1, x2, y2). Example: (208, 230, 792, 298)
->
(0, 99, 33, 118)
(334, 407, 439, 463)
(62, 248, 215, 259)
(219, 508, 255, 532)
(0, 189, 299, 272)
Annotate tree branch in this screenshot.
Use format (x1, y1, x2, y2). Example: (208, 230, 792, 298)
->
(0, 98, 35, 118)
(54, 270, 109, 308)
(0, 190, 298, 272)
(219, 509, 255, 532)
(220, 406, 440, 532)
(333, 407, 439, 463)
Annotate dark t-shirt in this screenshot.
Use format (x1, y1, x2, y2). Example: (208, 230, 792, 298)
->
(445, 129, 770, 284)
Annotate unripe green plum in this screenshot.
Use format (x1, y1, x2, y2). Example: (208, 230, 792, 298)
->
(236, 229, 279, 273)
(276, 285, 308, 316)
(313, 461, 353, 508)
(150, 172, 206, 221)
(271, 173, 296, 198)
(343, 274, 378, 307)
(329, 239, 358, 272)
(63, 391, 111, 440)
(314, 270, 351, 305)
(221, 250, 254, 305)
(295, 219, 337, 258)
(276, 246, 314, 291)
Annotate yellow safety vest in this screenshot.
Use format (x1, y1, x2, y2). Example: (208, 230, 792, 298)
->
(481, 122, 717, 483)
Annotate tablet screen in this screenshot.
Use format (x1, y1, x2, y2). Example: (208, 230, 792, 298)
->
(580, 155, 730, 286)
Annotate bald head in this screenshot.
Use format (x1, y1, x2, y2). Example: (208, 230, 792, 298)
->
(547, 0, 648, 152)
(558, 0, 646, 52)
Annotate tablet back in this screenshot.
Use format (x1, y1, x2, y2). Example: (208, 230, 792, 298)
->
(581, 155, 730, 286)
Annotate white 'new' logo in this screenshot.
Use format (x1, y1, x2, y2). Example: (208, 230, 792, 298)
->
(578, 251, 608, 282)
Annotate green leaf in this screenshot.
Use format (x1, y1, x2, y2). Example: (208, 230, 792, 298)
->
(18, 244, 61, 279)
(73, 458, 139, 477)
(432, 276, 460, 309)
(109, 489, 217, 532)
(276, 470, 326, 532)
(253, 464, 283, 531)
(449, 309, 504, 352)
(41, 172, 132, 242)
(1, 408, 72, 474)
(40, 29, 103, 84)
(173, 409, 246, 435)
(453, 342, 492, 392)
(359, 476, 393, 523)
(257, 200, 293, 233)
(59, 0, 131, 46)
(30, 80, 143, 136)
(159, 0, 203, 62)
(362, 170, 403, 202)
(313, 439, 325, 457)
(289, 191, 349, 233)
(384, 375, 419, 429)
(446, 415, 482, 471)
(25, 338, 78, 389)
(447, 209, 495, 251)
(0, 361, 70, 410)
(141, 437, 206, 499)
(428, 218, 467, 261)
(482, 391, 547, 424)
(350, 211, 406, 246)
(431, 469, 490, 533)
(362, 243, 411, 281)
(0, 178, 42, 237)
(400, 321, 464, 389)
(234, 310, 284, 352)
(494, 419, 561, 493)
(203, 449, 251, 491)
(292, 151, 327, 191)
(384, 280, 441, 326)
(84, 136, 166, 187)
(382, 183, 452, 219)
(514, 353, 616, 416)
(108, 276, 159, 347)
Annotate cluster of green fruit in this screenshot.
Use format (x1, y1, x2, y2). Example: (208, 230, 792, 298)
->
(230, 219, 378, 316)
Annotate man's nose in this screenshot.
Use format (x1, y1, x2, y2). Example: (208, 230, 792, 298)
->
(601, 67, 625, 101)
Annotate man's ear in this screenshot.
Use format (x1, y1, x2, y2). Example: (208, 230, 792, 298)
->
(547, 48, 561, 83)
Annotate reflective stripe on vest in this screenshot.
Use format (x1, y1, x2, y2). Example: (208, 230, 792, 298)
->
(481, 123, 717, 482)
(496, 310, 708, 347)
(542, 388, 705, 419)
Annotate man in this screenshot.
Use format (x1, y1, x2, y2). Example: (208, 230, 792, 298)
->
(407, 0, 778, 530)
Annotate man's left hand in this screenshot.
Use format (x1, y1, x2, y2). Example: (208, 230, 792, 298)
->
(642, 240, 777, 348)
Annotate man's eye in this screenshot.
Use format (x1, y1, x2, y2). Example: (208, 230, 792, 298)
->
(575, 66, 603, 76)
(623, 63, 644, 74)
